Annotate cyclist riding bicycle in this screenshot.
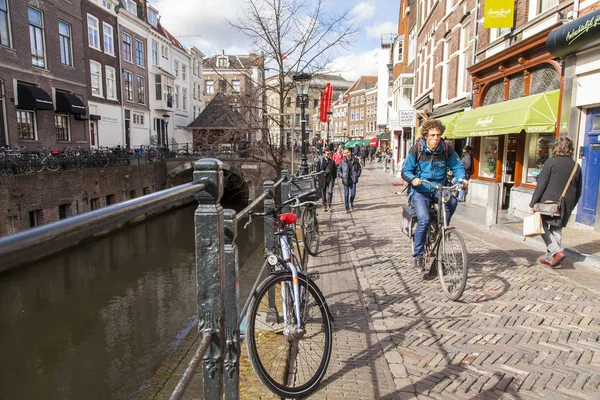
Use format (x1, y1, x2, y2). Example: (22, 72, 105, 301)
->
(401, 118, 468, 269)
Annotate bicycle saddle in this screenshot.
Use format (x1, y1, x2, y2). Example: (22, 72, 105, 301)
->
(279, 212, 297, 224)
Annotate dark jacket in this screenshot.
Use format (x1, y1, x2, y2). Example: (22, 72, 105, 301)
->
(337, 156, 362, 186)
(316, 156, 337, 185)
(360, 147, 368, 159)
(529, 156, 582, 227)
(462, 152, 473, 177)
(401, 138, 466, 194)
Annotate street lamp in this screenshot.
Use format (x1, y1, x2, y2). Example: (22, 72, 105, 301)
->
(326, 110, 333, 152)
(293, 73, 312, 175)
(162, 113, 170, 151)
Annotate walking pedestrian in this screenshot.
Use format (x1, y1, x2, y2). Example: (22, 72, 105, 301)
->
(457, 145, 472, 201)
(360, 145, 368, 167)
(529, 136, 582, 268)
(369, 145, 376, 163)
(333, 147, 344, 166)
(338, 148, 362, 213)
(316, 150, 337, 211)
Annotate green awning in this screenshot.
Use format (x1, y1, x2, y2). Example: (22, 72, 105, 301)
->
(453, 90, 559, 138)
(437, 111, 464, 139)
(345, 139, 370, 148)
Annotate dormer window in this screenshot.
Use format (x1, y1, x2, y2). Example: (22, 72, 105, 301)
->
(102, 0, 112, 11)
(148, 9, 158, 27)
(125, 0, 137, 15)
(217, 56, 229, 68)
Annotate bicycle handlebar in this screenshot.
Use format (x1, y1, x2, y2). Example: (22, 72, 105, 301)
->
(419, 179, 463, 192)
(243, 189, 316, 229)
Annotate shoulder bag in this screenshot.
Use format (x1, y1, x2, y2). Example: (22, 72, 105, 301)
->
(533, 162, 578, 217)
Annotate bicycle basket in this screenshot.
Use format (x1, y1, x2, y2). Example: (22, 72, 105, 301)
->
(288, 174, 321, 201)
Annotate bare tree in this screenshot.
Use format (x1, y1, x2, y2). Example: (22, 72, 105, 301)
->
(229, 0, 356, 175)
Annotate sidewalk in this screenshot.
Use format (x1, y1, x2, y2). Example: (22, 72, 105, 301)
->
(304, 162, 600, 399)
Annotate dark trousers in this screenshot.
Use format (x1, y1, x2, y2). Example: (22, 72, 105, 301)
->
(321, 179, 334, 206)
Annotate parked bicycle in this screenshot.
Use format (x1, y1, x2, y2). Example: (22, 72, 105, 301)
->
(402, 180, 468, 301)
(288, 171, 323, 257)
(243, 190, 333, 398)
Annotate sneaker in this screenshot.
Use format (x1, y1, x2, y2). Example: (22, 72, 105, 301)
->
(351, 204, 355, 211)
(346, 209, 351, 213)
(414, 255, 425, 269)
(323, 206, 329, 212)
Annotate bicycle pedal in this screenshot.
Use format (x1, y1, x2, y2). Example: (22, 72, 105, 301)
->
(307, 272, 320, 281)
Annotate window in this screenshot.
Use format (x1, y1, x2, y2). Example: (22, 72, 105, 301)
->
(479, 137, 499, 178)
(161, 44, 168, 58)
(129, 190, 137, 199)
(103, 23, 114, 55)
(29, 209, 43, 227)
(87, 14, 100, 50)
(193, 106, 197, 118)
(90, 198, 100, 210)
(232, 80, 240, 93)
(102, 0, 112, 11)
(174, 85, 179, 108)
(446, 0, 453, 12)
(137, 75, 145, 104)
(152, 41, 158, 65)
(124, 71, 133, 101)
(148, 9, 158, 27)
(173, 59, 179, 77)
(482, 81, 504, 106)
(122, 33, 131, 62)
(135, 39, 144, 66)
(182, 88, 187, 110)
(295, 114, 300, 125)
(90, 60, 103, 97)
(125, 0, 137, 15)
(28, 7, 45, 68)
(58, 204, 71, 220)
(164, 76, 173, 105)
(155, 74, 162, 100)
(193, 85, 196, 99)
(105, 66, 116, 100)
(396, 38, 404, 63)
(538, 0, 558, 14)
(286, 97, 291, 107)
(0, 0, 10, 47)
(508, 74, 524, 100)
(218, 80, 227, 93)
(55, 113, 70, 141)
(408, 28, 416, 64)
(133, 113, 144, 125)
(351, 110, 354, 121)
(205, 80, 214, 94)
(457, 22, 470, 95)
(360, 109, 364, 120)
(523, 133, 555, 184)
(106, 194, 115, 206)
(530, 65, 560, 95)
(441, 39, 450, 101)
(217, 56, 228, 68)
(490, 27, 511, 42)
(182, 65, 186, 80)
(58, 21, 72, 66)
(17, 110, 35, 140)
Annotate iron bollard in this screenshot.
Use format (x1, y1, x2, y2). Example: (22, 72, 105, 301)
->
(223, 209, 240, 400)
(281, 170, 289, 212)
(193, 158, 225, 400)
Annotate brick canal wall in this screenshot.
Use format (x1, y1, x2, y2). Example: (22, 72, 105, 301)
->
(0, 163, 168, 237)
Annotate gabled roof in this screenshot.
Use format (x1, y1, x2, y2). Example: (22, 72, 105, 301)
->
(187, 93, 246, 130)
(203, 54, 264, 70)
(150, 22, 186, 52)
(345, 76, 378, 95)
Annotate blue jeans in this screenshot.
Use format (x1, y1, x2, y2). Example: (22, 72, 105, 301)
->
(343, 184, 356, 210)
(411, 190, 457, 257)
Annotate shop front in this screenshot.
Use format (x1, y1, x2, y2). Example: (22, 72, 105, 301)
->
(456, 27, 562, 218)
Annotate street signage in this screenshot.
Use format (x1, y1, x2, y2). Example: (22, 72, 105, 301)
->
(399, 111, 415, 127)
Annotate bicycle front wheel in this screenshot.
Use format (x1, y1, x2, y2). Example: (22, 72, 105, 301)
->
(300, 206, 320, 256)
(437, 228, 468, 301)
(246, 272, 332, 398)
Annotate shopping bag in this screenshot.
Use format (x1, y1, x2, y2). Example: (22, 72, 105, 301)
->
(523, 212, 544, 238)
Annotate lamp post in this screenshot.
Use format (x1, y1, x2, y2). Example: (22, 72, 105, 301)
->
(162, 113, 170, 152)
(326, 110, 333, 152)
(293, 73, 312, 175)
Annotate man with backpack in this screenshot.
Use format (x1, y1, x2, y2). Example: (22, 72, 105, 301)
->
(401, 119, 468, 270)
(338, 147, 362, 213)
(316, 150, 337, 212)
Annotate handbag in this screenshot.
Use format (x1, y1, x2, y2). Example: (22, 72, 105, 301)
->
(523, 212, 544, 237)
(533, 162, 578, 217)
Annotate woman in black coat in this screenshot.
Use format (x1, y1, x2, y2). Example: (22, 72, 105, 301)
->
(529, 136, 582, 268)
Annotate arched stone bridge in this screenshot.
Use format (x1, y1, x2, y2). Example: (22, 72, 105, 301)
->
(166, 156, 280, 201)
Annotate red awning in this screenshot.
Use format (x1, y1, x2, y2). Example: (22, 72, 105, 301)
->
(369, 137, 378, 146)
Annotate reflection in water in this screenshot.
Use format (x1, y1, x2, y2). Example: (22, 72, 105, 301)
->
(0, 203, 263, 400)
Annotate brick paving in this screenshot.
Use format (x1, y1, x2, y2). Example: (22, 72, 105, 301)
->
(305, 162, 600, 399)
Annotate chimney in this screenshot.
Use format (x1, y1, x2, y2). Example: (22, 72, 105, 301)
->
(249, 53, 257, 60)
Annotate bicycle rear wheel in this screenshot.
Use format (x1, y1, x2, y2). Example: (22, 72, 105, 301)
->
(437, 228, 468, 301)
(246, 272, 332, 398)
(300, 206, 320, 256)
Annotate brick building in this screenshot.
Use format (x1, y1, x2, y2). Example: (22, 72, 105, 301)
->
(0, 0, 89, 150)
(346, 76, 377, 140)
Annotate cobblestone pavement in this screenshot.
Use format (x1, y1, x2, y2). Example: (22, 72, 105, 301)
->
(307, 161, 600, 399)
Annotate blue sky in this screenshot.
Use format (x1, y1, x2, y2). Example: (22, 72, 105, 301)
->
(149, 0, 400, 81)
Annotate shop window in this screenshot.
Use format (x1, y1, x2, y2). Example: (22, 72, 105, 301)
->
(508, 74, 524, 100)
(482, 81, 504, 106)
(523, 132, 555, 184)
(479, 137, 499, 179)
(529, 65, 559, 96)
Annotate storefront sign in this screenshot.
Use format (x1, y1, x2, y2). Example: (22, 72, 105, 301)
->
(484, 0, 514, 28)
(101, 116, 119, 124)
(475, 116, 494, 128)
(399, 111, 415, 127)
(547, 8, 600, 58)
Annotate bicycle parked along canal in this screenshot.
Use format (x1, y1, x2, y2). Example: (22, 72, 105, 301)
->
(241, 190, 332, 398)
(401, 179, 469, 301)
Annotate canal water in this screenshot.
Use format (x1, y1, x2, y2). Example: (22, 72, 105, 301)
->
(0, 203, 264, 400)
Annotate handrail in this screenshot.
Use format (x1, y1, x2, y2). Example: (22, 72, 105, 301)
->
(235, 176, 284, 222)
(0, 181, 208, 272)
(169, 333, 213, 400)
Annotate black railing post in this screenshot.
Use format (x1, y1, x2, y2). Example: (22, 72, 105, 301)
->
(281, 170, 289, 212)
(223, 209, 240, 399)
(193, 158, 225, 400)
(263, 180, 279, 323)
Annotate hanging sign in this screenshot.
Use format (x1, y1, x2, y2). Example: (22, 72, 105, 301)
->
(484, 0, 515, 29)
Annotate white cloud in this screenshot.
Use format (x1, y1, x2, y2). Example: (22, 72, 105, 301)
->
(325, 49, 380, 82)
(366, 21, 397, 38)
(350, 2, 376, 21)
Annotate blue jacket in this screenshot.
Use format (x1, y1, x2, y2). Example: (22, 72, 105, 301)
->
(401, 138, 466, 194)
